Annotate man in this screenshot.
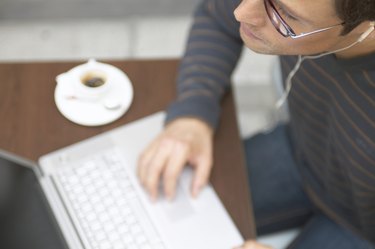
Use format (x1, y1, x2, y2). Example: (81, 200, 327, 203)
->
(137, 0, 375, 248)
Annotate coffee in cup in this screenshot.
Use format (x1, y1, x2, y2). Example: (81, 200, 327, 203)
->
(80, 70, 107, 88)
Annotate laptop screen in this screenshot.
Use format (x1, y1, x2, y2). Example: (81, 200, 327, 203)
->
(0, 153, 68, 249)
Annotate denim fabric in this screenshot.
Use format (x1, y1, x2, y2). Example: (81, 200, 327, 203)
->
(287, 214, 375, 249)
(243, 124, 374, 248)
(244, 124, 314, 235)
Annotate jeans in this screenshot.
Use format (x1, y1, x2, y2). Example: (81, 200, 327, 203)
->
(244, 124, 374, 249)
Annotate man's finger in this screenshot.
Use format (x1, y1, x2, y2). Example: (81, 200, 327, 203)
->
(137, 140, 159, 186)
(191, 154, 212, 198)
(163, 141, 190, 200)
(144, 139, 173, 201)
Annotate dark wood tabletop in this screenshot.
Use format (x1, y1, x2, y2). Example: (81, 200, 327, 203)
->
(0, 59, 256, 239)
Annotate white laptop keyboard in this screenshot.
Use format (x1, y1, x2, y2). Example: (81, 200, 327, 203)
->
(56, 149, 166, 249)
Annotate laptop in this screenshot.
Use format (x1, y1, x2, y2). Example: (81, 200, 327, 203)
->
(0, 112, 243, 249)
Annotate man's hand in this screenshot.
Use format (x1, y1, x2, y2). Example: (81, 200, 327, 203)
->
(137, 117, 214, 201)
(233, 240, 273, 249)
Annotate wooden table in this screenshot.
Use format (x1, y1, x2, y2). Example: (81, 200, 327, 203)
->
(0, 59, 256, 239)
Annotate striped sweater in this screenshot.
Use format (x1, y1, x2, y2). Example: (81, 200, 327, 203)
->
(166, 0, 375, 243)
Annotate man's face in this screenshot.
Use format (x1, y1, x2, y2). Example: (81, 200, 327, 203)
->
(234, 0, 357, 55)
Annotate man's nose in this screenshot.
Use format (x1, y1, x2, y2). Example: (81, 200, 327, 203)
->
(234, 0, 267, 27)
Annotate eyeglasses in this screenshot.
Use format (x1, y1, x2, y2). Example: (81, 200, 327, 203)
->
(264, 0, 343, 39)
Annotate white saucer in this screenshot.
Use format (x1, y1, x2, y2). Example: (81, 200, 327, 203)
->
(54, 63, 133, 126)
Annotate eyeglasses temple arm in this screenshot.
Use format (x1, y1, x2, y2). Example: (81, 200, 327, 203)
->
(290, 23, 343, 39)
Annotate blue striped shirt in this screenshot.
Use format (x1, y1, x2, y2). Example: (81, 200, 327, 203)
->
(166, 0, 375, 243)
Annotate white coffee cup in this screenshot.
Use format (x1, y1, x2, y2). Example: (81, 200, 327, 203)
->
(56, 59, 113, 100)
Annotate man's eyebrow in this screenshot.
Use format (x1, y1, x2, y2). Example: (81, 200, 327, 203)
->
(274, 0, 312, 23)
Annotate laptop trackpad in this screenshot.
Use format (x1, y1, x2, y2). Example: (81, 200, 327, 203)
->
(158, 176, 195, 222)
(159, 184, 195, 222)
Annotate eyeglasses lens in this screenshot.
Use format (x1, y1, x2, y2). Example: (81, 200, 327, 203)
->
(265, 0, 288, 37)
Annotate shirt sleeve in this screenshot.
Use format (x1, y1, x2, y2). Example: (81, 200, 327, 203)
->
(165, 0, 243, 130)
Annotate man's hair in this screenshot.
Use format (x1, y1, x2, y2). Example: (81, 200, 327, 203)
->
(335, 0, 375, 35)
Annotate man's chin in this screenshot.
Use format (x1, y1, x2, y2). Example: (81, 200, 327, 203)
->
(243, 42, 275, 55)
(240, 36, 276, 55)
(243, 40, 294, 56)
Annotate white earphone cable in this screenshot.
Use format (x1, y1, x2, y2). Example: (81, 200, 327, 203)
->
(275, 21, 375, 109)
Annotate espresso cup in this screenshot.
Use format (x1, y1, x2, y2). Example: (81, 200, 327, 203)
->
(56, 59, 114, 100)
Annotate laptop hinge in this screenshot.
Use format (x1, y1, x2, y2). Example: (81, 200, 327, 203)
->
(34, 165, 45, 178)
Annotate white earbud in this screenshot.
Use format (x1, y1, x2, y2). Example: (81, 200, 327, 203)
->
(357, 21, 375, 42)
